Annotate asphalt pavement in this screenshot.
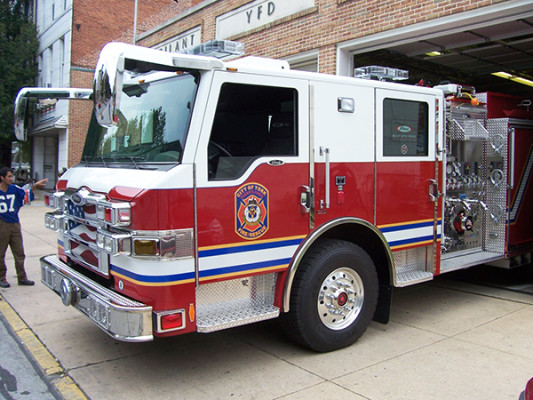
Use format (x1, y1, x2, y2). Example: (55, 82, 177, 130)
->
(0, 307, 61, 400)
(1, 200, 533, 400)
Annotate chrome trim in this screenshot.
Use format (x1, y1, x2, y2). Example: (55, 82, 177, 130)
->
(44, 211, 65, 231)
(282, 217, 394, 312)
(40, 254, 153, 342)
(97, 230, 132, 255)
(308, 84, 315, 229)
(193, 163, 199, 287)
(320, 146, 330, 209)
(508, 127, 515, 189)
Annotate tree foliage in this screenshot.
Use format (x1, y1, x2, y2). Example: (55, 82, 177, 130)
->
(0, 0, 38, 165)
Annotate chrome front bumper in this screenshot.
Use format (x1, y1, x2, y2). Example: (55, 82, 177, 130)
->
(40, 255, 153, 342)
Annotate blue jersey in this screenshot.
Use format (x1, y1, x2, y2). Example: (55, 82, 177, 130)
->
(0, 184, 33, 224)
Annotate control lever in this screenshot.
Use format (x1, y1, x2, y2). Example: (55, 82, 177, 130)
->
(466, 199, 489, 211)
(447, 198, 471, 211)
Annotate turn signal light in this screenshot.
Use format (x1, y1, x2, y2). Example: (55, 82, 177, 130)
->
(134, 240, 158, 256)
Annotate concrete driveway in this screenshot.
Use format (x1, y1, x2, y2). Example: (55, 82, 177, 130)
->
(1, 202, 532, 400)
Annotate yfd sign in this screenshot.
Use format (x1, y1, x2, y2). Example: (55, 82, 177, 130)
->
(216, 0, 314, 39)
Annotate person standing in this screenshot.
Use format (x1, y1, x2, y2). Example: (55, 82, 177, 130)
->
(0, 167, 47, 288)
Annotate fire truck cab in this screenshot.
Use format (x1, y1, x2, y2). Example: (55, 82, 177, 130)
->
(14, 41, 533, 352)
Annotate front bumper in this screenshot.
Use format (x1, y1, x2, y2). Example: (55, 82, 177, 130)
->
(40, 255, 153, 342)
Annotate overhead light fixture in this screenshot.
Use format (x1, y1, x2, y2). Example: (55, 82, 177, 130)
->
(492, 71, 533, 88)
(425, 51, 442, 57)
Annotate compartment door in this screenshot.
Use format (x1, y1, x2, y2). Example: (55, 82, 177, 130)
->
(375, 89, 441, 284)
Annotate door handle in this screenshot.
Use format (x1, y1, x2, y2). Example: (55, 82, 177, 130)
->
(428, 179, 441, 202)
(319, 146, 330, 209)
(300, 185, 311, 214)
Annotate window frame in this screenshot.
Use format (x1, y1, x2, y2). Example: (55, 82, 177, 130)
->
(194, 71, 309, 187)
(376, 89, 436, 162)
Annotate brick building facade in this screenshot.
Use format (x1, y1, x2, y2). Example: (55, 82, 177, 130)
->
(136, 0, 531, 92)
(30, 0, 192, 187)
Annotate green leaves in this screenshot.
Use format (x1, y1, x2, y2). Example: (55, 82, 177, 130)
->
(0, 0, 37, 162)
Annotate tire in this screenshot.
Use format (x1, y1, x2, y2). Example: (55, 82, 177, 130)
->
(285, 239, 378, 352)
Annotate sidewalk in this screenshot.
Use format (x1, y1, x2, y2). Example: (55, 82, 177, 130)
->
(1, 202, 533, 400)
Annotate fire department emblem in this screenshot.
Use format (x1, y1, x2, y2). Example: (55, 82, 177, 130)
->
(235, 183, 269, 240)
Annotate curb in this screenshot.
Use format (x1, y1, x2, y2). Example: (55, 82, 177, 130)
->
(0, 294, 88, 400)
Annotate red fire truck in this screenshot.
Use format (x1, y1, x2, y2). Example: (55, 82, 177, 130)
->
(14, 41, 533, 352)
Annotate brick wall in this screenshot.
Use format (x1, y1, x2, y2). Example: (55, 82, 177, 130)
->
(138, 0, 495, 74)
(67, 0, 179, 166)
(67, 69, 93, 167)
(71, 0, 178, 69)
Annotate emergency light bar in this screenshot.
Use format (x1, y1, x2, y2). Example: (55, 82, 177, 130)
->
(182, 40, 245, 59)
(354, 65, 409, 81)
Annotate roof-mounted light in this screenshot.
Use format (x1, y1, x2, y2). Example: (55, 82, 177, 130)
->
(354, 65, 409, 81)
(182, 40, 245, 59)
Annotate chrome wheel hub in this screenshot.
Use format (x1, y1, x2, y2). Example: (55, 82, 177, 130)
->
(317, 267, 364, 330)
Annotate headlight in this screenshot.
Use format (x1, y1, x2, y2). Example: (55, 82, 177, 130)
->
(45, 192, 65, 210)
(44, 212, 65, 231)
(96, 230, 131, 255)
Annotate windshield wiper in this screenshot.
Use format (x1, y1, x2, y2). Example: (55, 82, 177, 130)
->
(129, 156, 138, 169)
(83, 155, 107, 167)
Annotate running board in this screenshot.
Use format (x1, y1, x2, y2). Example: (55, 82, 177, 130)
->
(395, 270, 434, 287)
(197, 300, 279, 333)
(441, 250, 503, 273)
(196, 273, 279, 333)
(393, 247, 434, 287)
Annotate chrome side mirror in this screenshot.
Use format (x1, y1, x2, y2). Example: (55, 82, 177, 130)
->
(14, 91, 29, 141)
(93, 43, 125, 127)
(13, 88, 93, 141)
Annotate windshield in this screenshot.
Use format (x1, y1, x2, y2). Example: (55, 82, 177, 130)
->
(82, 71, 198, 168)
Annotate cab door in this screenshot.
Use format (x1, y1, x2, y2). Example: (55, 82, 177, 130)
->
(194, 71, 310, 288)
(375, 88, 442, 282)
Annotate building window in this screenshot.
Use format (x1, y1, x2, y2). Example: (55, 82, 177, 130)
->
(58, 38, 64, 86)
(284, 50, 318, 72)
(291, 59, 318, 72)
(382, 98, 428, 157)
(208, 83, 298, 180)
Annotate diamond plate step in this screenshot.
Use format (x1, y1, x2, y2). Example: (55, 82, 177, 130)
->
(395, 270, 434, 287)
(197, 299, 279, 333)
(196, 273, 279, 333)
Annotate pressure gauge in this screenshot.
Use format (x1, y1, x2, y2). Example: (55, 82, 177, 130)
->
(446, 163, 453, 176)
(490, 169, 504, 187)
(490, 134, 505, 154)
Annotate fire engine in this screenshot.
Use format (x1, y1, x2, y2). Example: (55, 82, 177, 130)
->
(14, 40, 533, 352)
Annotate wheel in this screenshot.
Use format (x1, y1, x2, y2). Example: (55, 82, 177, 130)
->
(285, 239, 378, 352)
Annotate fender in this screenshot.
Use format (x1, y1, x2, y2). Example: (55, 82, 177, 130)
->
(282, 217, 394, 312)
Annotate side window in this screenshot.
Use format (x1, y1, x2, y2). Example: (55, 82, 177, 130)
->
(383, 98, 428, 157)
(208, 83, 298, 180)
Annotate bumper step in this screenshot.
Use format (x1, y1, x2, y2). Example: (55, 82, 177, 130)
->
(40, 255, 153, 342)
